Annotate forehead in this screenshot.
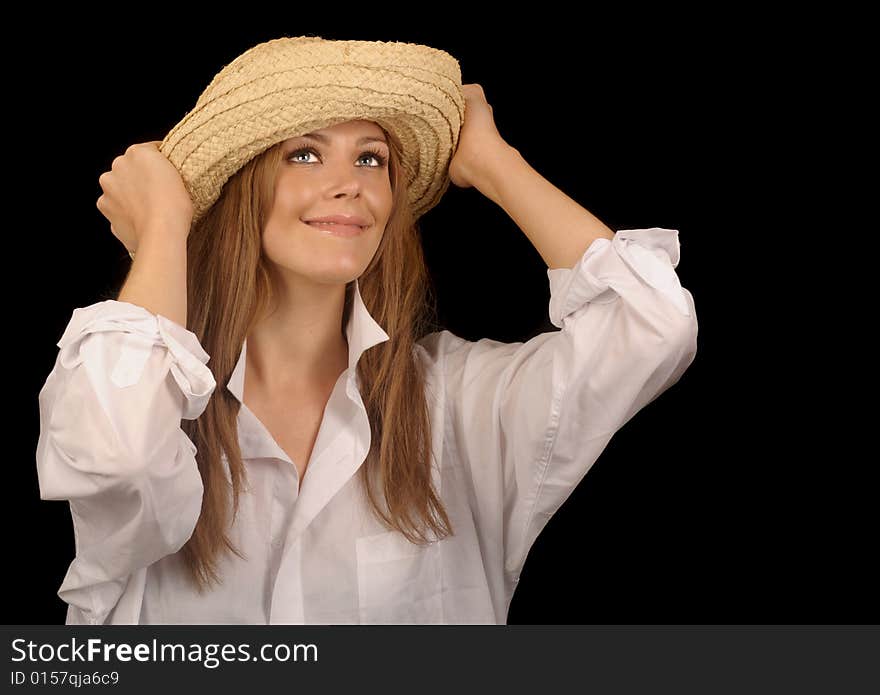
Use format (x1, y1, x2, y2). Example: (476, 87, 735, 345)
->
(285, 119, 385, 143)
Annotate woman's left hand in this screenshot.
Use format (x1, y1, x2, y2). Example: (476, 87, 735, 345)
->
(448, 83, 509, 189)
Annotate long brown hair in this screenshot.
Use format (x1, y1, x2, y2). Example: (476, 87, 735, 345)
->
(134, 125, 454, 593)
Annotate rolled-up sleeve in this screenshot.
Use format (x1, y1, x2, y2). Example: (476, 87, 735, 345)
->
(35, 300, 217, 624)
(439, 227, 698, 600)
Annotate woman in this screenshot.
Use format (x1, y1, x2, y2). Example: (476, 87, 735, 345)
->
(36, 36, 698, 624)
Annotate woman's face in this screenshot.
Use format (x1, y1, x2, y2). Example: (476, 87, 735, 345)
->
(262, 119, 393, 287)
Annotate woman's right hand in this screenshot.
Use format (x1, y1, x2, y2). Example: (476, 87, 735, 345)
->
(96, 141, 194, 256)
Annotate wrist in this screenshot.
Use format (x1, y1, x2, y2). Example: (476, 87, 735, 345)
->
(472, 142, 522, 207)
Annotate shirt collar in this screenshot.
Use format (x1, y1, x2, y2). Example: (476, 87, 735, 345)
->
(225, 278, 390, 404)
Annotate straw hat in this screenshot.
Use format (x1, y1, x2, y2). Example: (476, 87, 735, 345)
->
(126, 36, 465, 260)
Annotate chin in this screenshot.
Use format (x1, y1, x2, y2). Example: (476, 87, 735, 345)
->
(284, 261, 369, 286)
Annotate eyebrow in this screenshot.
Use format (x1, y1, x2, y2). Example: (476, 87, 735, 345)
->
(295, 132, 388, 146)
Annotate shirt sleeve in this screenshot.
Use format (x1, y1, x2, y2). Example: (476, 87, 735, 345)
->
(432, 227, 698, 601)
(35, 300, 217, 624)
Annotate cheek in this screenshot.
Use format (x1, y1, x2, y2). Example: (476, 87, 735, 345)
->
(370, 185, 394, 220)
(271, 180, 307, 212)
(261, 216, 306, 255)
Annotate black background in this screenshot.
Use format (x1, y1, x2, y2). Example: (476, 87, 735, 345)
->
(9, 12, 867, 625)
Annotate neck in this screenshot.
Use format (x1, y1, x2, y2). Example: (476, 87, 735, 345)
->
(245, 283, 350, 395)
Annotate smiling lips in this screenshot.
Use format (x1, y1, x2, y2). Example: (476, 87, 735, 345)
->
(304, 219, 368, 237)
(302, 213, 370, 237)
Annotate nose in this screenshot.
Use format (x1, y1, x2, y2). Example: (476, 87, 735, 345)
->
(322, 158, 363, 197)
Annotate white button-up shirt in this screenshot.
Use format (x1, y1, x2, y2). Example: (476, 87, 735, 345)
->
(36, 227, 698, 624)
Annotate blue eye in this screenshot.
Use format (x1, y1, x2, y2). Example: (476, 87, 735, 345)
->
(288, 149, 316, 164)
(287, 146, 388, 168)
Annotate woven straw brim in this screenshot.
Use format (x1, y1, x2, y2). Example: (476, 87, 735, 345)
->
(157, 36, 465, 226)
